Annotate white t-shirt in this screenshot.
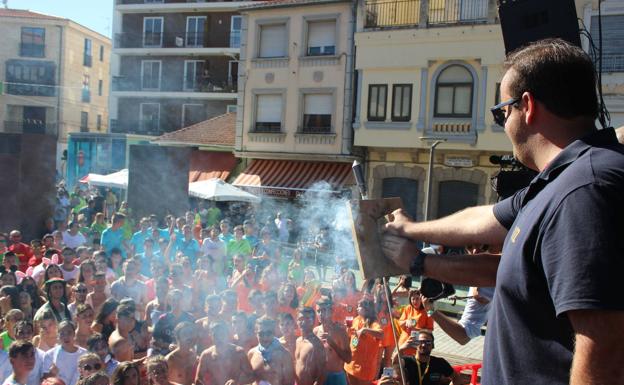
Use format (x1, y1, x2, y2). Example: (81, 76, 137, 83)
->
(26, 348, 45, 385)
(0, 350, 11, 384)
(59, 265, 79, 282)
(62, 231, 86, 249)
(42, 345, 87, 385)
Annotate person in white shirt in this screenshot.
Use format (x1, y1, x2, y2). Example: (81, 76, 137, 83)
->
(58, 248, 79, 284)
(110, 260, 147, 319)
(13, 320, 44, 385)
(61, 222, 86, 250)
(2, 341, 36, 385)
(42, 321, 87, 385)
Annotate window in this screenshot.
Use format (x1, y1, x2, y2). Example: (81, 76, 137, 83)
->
(434, 65, 473, 117)
(98, 79, 103, 96)
(20, 27, 45, 57)
(82, 74, 90, 103)
(302, 94, 332, 133)
(182, 104, 205, 127)
(307, 20, 336, 56)
(590, 15, 624, 72)
(6, 59, 56, 96)
(83, 38, 92, 67)
(99, 45, 104, 62)
(96, 114, 102, 131)
(186, 16, 206, 47)
(228, 60, 238, 89)
(230, 16, 242, 48)
(141, 60, 161, 90)
(227, 105, 237, 113)
(80, 112, 89, 132)
(143, 17, 163, 47)
(367, 84, 387, 121)
(382, 178, 418, 219)
(258, 23, 287, 58)
(184, 60, 205, 91)
(255, 94, 282, 132)
(391, 84, 412, 121)
(144, 0, 164, 2)
(437, 181, 478, 218)
(140, 103, 160, 133)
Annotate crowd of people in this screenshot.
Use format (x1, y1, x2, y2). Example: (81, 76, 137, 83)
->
(0, 185, 460, 385)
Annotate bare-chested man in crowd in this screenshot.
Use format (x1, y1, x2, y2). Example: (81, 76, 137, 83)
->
(314, 296, 351, 385)
(278, 313, 297, 360)
(248, 317, 295, 385)
(195, 321, 253, 385)
(166, 321, 198, 385)
(196, 294, 223, 352)
(295, 307, 326, 385)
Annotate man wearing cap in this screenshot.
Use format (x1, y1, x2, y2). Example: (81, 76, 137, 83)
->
(35, 278, 71, 322)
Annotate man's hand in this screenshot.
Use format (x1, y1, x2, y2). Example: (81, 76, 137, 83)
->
(383, 209, 414, 237)
(381, 234, 419, 272)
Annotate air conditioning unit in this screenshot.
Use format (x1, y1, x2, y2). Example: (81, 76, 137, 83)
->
(175, 37, 184, 47)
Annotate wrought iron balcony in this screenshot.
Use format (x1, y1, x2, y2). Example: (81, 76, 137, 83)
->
(3, 120, 57, 135)
(114, 31, 235, 49)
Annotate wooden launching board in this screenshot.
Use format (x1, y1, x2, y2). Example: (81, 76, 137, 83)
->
(347, 197, 407, 280)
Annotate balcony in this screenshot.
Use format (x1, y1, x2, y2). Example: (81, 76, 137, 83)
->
(19, 43, 45, 58)
(6, 82, 56, 97)
(114, 31, 239, 49)
(115, 0, 257, 13)
(364, 0, 493, 29)
(110, 119, 163, 136)
(112, 75, 237, 94)
(3, 120, 57, 135)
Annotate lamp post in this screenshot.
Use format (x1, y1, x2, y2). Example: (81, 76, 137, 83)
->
(420, 137, 447, 223)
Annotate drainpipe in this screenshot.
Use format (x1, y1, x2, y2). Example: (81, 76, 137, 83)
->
(341, 0, 357, 155)
(57, 24, 64, 177)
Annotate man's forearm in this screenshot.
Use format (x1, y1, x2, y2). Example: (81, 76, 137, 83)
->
(424, 253, 500, 287)
(403, 205, 507, 247)
(430, 311, 470, 345)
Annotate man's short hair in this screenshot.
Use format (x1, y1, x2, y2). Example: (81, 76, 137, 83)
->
(4, 309, 24, 322)
(8, 340, 34, 358)
(111, 213, 126, 224)
(255, 316, 276, 331)
(504, 38, 598, 120)
(146, 355, 168, 372)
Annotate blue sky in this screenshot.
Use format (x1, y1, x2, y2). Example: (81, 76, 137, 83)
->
(10, 0, 113, 37)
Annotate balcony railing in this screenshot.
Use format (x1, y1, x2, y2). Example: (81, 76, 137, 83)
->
(4, 120, 57, 135)
(20, 43, 45, 58)
(114, 31, 235, 49)
(6, 82, 56, 97)
(365, 0, 491, 29)
(110, 119, 164, 135)
(252, 123, 282, 133)
(112, 75, 237, 93)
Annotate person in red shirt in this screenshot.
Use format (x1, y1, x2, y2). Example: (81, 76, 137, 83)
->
(8, 230, 33, 272)
(28, 240, 44, 268)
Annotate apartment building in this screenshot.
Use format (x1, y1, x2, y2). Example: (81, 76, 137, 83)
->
(110, 0, 257, 136)
(232, 0, 357, 199)
(353, 0, 624, 221)
(0, 8, 111, 167)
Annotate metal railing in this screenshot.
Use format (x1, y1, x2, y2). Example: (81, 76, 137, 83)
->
(112, 75, 236, 93)
(6, 82, 57, 97)
(252, 123, 282, 133)
(230, 30, 241, 48)
(114, 31, 235, 49)
(365, 0, 490, 28)
(598, 54, 624, 73)
(3, 120, 57, 135)
(19, 43, 45, 58)
(110, 119, 164, 135)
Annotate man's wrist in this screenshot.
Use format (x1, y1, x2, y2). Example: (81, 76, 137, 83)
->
(409, 250, 427, 277)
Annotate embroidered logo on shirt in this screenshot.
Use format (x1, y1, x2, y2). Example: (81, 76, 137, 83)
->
(511, 226, 521, 243)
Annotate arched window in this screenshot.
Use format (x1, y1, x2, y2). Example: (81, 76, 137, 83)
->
(434, 65, 473, 118)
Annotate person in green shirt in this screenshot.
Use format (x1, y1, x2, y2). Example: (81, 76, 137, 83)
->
(226, 225, 252, 258)
(0, 309, 24, 350)
(90, 213, 108, 242)
(205, 203, 221, 228)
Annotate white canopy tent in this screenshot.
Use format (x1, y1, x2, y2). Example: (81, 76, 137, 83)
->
(81, 169, 129, 189)
(189, 178, 261, 203)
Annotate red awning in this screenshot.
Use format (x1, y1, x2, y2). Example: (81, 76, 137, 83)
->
(232, 159, 353, 198)
(189, 151, 237, 183)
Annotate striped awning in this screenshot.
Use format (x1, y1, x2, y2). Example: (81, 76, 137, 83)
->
(232, 159, 354, 198)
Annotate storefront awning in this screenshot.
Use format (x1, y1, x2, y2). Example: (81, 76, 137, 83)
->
(189, 151, 237, 183)
(232, 159, 354, 198)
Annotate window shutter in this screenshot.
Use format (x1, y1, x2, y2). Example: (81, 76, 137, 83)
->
(259, 24, 286, 58)
(304, 94, 332, 114)
(308, 21, 335, 51)
(257, 95, 282, 122)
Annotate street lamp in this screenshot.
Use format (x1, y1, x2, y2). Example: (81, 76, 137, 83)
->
(419, 136, 447, 223)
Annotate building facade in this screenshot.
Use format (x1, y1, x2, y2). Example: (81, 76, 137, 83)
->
(353, 0, 624, 221)
(110, 0, 256, 136)
(233, 0, 358, 198)
(0, 8, 111, 171)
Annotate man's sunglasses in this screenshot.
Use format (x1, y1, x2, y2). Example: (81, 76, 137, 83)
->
(414, 340, 433, 346)
(82, 363, 102, 371)
(490, 97, 520, 127)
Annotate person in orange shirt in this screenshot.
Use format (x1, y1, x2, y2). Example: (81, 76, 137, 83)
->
(228, 254, 254, 313)
(398, 289, 434, 357)
(373, 281, 400, 369)
(341, 271, 360, 317)
(277, 283, 299, 320)
(344, 298, 384, 385)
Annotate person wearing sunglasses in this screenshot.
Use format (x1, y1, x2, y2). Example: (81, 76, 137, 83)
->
(77, 353, 104, 382)
(394, 331, 458, 385)
(382, 39, 624, 385)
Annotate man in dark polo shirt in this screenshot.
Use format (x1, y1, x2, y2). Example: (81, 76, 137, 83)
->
(380, 38, 624, 384)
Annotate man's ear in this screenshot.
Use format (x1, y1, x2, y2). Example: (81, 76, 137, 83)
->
(523, 91, 537, 125)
